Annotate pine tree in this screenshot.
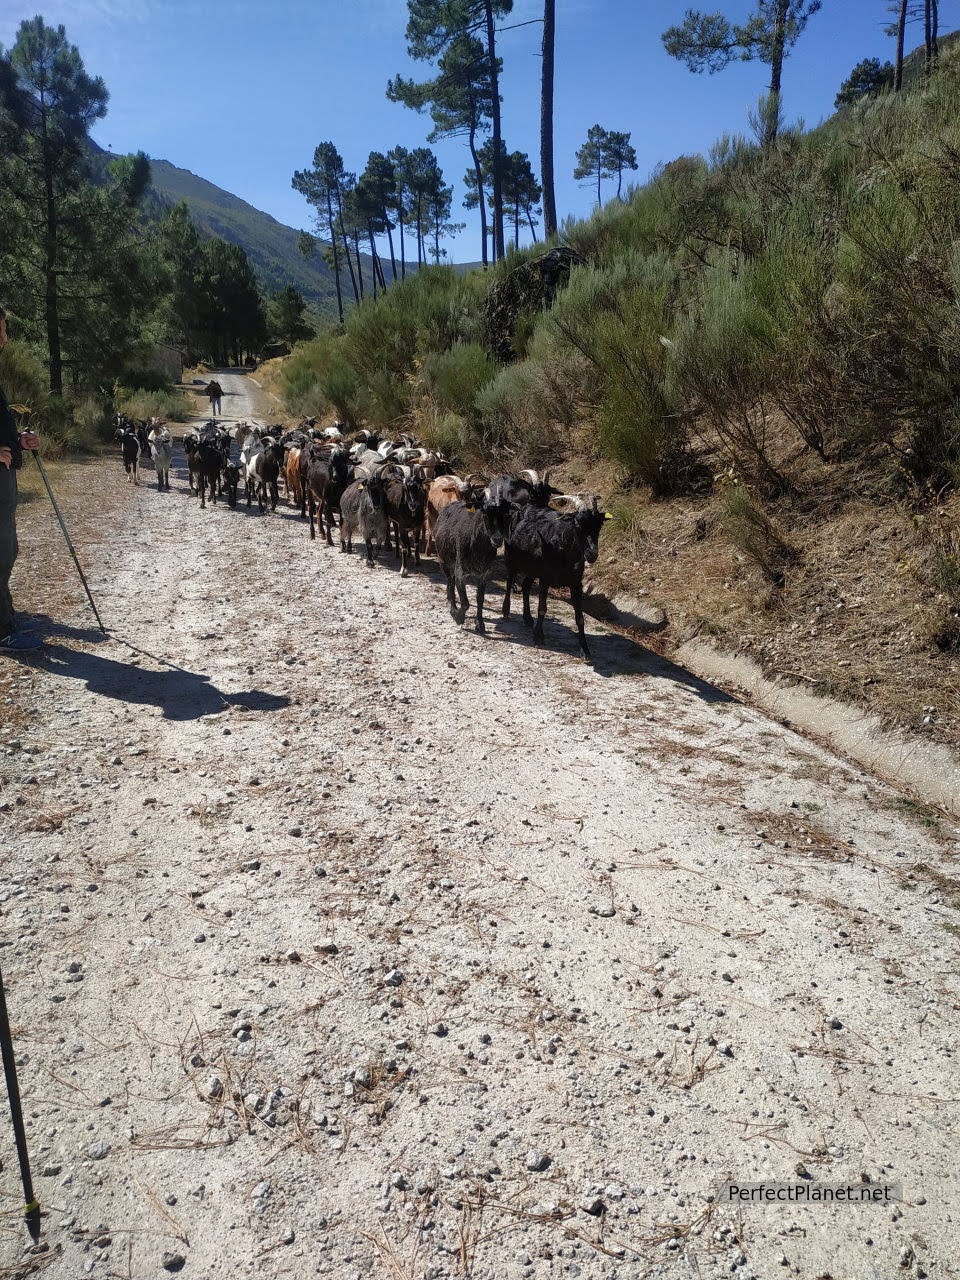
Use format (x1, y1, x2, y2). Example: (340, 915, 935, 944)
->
(268, 287, 315, 345)
(399, 0, 512, 261)
(835, 56, 895, 107)
(662, 1, 822, 147)
(197, 239, 266, 366)
(603, 130, 639, 199)
(504, 151, 541, 247)
(1, 18, 110, 393)
(358, 152, 399, 282)
(387, 146, 413, 280)
(388, 32, 495, 265)
(573, 125, 609, 208)
(292, 142, 351, 322)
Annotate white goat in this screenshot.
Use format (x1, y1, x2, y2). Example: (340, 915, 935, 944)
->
(147, 421, 172, 490)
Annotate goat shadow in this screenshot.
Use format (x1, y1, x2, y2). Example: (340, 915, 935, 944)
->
(403, 569, 734, 706)
(27, 638, 289, 722)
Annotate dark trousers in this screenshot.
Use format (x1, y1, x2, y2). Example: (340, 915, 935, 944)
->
(0, 467, 18, 637)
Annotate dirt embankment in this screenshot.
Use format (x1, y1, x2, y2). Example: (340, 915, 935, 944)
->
(1, 373, 959, 1280)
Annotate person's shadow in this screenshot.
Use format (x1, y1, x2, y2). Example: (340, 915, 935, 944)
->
(15, 617, 289, 721)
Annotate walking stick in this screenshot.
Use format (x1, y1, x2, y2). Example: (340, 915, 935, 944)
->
(0, 968, 40, 1242)
(28, 450, 107, 635)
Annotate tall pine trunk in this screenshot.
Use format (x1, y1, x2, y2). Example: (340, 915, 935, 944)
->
(383, 204, 397, 282)
(764, 0, 788, 147)
(326, 189, 344, 324)
(468, 122, 488, 268)
(540, 0, 557, 239)
(484, 0, 505, 261)
(894, 0, 908, 90)
(353, 235, 364, 302)
(368, 223, 378, 300)
(336, 188, 360, 304)
(396, 183, 406, 280)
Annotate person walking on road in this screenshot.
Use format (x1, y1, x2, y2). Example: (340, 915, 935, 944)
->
(0, 305, 42, 651)
(205, 379, 223, 417)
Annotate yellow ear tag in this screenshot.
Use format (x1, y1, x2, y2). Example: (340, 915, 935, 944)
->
(604, 512, 613, 520)
(358, 482, 365, 489)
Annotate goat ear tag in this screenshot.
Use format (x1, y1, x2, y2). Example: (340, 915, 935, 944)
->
(604, 512, 613, 520)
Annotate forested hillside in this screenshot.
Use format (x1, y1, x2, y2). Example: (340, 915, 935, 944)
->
(273, 32, 960, 744)
(139, 153, 345, 317)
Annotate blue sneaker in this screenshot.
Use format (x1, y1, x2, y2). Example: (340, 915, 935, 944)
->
(0, 632, 43, 651)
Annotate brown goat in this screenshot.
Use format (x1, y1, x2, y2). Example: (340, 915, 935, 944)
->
(285, 446, 303, 513)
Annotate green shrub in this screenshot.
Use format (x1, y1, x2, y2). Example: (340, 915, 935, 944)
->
(119, 366, 171, 393)
(472, 358, 576, 465)
(0, 342, 47, 414)
(279, 334, 366, 424)
(117, 388, 190, 422)
(0, 344, 114, 454)
(365, 369, 409, 428)
(420, 342, 496, 420)
(417, 406, 468, 460)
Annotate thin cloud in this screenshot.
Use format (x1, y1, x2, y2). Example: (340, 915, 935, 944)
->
(1, 0, 152, 44)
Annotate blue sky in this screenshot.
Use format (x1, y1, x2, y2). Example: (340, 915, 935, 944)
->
(2, 1, 952, 262)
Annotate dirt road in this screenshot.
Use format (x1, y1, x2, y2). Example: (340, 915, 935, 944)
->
(1, 373, 959, 1279)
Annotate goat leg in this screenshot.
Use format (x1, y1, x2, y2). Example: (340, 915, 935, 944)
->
(522, 578, 535, 627)
(475, 580, 487, 633)
(454, 576, 468, 626)
(501, 572, 513, 618)
(570, 582, 591, 658)
(533, 580, 549, 646)
(400, 530, 411, 578)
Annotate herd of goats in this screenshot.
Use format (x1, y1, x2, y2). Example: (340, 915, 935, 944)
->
(114, 413, 612, 655)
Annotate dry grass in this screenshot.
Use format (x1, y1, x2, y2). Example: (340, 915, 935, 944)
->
(554, 444, 960, 751)
(252, 357, 289, 400)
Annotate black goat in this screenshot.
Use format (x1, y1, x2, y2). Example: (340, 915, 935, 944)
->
(340, 474, 388, 566)
(222, 463, 242, 508)
(303, 443, 351, 544)
(434, 493, 512, 633)
(194, 442, 223, 510)
(382, 467, 427, 577)
(116, 428, 140, 485)
(485, 470, 557, 511)
(502, 502, 610, 657)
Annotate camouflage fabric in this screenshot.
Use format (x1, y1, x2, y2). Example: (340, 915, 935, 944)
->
(481, 246, 585, 363)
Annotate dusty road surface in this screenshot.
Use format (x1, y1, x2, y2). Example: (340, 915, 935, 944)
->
(1, 372, 959, 1280)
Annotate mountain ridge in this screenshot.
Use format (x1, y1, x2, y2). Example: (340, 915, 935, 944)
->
(142, 152, 345, 317)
